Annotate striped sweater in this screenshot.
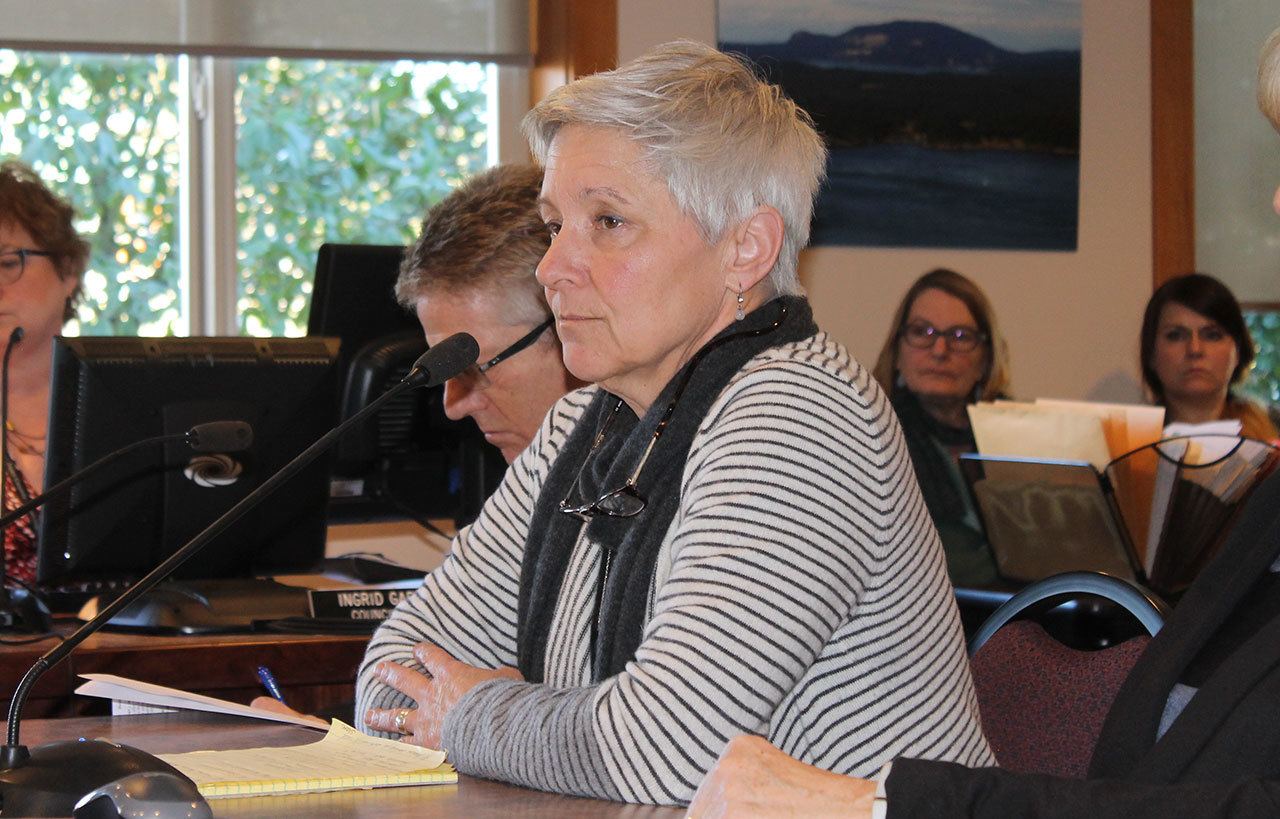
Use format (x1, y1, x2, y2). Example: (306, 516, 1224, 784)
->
(356, 332, 994, 805)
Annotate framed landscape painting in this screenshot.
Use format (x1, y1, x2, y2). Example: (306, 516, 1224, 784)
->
(718, 1, 1082, 251)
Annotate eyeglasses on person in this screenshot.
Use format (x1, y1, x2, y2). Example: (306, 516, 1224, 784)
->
(899, 320, 987, 353)
(558, 304, 789, 522)
(0, 249, 53, 286)
(452, 315, 555, 390)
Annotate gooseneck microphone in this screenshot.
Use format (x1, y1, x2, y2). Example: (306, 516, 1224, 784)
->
(0, 332, 478, 816)
(0, 420, 254, 533)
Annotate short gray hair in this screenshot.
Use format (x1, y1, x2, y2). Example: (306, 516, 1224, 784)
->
(395, 164, 549, 323)
(522, 40, 827, 297)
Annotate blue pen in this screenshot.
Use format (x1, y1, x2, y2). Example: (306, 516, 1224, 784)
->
(256, 665, 288, 704)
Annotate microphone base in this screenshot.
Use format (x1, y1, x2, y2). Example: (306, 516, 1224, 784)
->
(0, 587, 52, 633)
(0, 738, 200, 816)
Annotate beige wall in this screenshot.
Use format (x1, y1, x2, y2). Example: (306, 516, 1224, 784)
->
(617, 0, 1153, 403)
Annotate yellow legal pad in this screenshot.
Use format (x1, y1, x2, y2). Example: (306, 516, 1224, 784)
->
(156, 719, 456, 798)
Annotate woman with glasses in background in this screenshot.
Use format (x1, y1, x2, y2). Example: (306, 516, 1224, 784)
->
(872, 268, 1011, 587)
(354, 41, 990, 806)
(0, 160, 86, 587)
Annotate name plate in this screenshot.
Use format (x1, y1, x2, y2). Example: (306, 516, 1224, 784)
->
(307, 587, 414, 621)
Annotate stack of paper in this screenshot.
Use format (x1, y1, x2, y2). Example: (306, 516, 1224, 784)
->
(75, 673, 329, 729)
(75, 673, 458, 799)
(970, 400, 1165, 562)
(158, 719, 456, 798)
(968, 401, 1113, 471)
(968, 399, 1165, 471)
(1034, 399, 1166, 464)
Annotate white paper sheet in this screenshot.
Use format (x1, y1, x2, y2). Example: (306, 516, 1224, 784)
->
(75, 673, 329, 730)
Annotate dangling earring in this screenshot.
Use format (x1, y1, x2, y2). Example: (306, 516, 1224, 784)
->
(735, 287, 746, 321)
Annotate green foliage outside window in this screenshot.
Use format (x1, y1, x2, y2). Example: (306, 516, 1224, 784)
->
(235, 58, 489, 336)
(0, 51, 182, 335)
(0, 50, 490, 337)
(1243, 310, 1280, 404)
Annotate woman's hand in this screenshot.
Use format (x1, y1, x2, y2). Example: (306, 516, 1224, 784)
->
(247, 697, 329, 729)
(249, 696, 304, 718)
(687, 734, 877, 819)
(364, 641, 522, 748)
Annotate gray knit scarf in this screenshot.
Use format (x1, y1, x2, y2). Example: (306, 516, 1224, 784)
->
(516, 296, 817, 683)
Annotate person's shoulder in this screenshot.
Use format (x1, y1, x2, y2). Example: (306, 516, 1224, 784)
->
(552, 383, 598, 420)
(541, 385, 599, 445)
(1265, 400, 1280, 437)
(1227, 394, 1280, 441)
(713, 331, 892, 432)
(734, 331, 882, 402)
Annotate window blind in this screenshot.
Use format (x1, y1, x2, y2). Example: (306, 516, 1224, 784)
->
(0, 0, 531, 64)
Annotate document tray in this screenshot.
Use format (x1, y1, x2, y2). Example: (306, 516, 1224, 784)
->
(959, 454, 1140, 584)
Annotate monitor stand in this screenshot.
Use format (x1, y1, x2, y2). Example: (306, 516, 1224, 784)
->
(89, 578, 310, 634)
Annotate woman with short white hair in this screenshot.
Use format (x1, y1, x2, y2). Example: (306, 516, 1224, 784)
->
(356, 40, 990, 806)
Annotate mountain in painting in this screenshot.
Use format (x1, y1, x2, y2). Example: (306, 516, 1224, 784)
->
(721, 20, 1077, 75)
(721, 20, 1080, 153)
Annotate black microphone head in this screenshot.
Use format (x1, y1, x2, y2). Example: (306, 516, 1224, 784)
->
(186, 421, 254, 453)
(9, 327, 23, 345)
(409, 332, 479, 388)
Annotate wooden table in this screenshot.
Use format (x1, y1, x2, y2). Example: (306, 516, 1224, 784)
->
(0, 618, 369, 717)
(8, 712, 686, 817)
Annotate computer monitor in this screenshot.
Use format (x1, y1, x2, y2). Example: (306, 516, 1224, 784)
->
(36, 336, 343, 590)
(307, 243, 420, 375)
(306, 243, 506, 526)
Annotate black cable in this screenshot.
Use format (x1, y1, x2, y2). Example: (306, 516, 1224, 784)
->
(375, 487, 452, 540)
(2, 571, 43, 598)
(0, 564, 58, 645)
(0, 571, 57, 642)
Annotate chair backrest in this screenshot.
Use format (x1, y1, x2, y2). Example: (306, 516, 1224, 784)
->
(971, 621, 1148, 777)
(968, 571, 1169, 778)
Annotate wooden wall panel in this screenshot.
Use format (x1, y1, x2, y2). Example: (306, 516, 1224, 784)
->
(532, 0, 618, 104)
(1151, 0, 1195, 289)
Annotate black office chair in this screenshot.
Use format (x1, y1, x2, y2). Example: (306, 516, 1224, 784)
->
(968, 571, 1169, 778)
(328, 330, 505, 528)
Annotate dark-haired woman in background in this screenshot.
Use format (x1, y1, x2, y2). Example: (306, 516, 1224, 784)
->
(0, 160, 87, 586)
(1141, 272, 1278, 441)
(872, 268, 1010, 587)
